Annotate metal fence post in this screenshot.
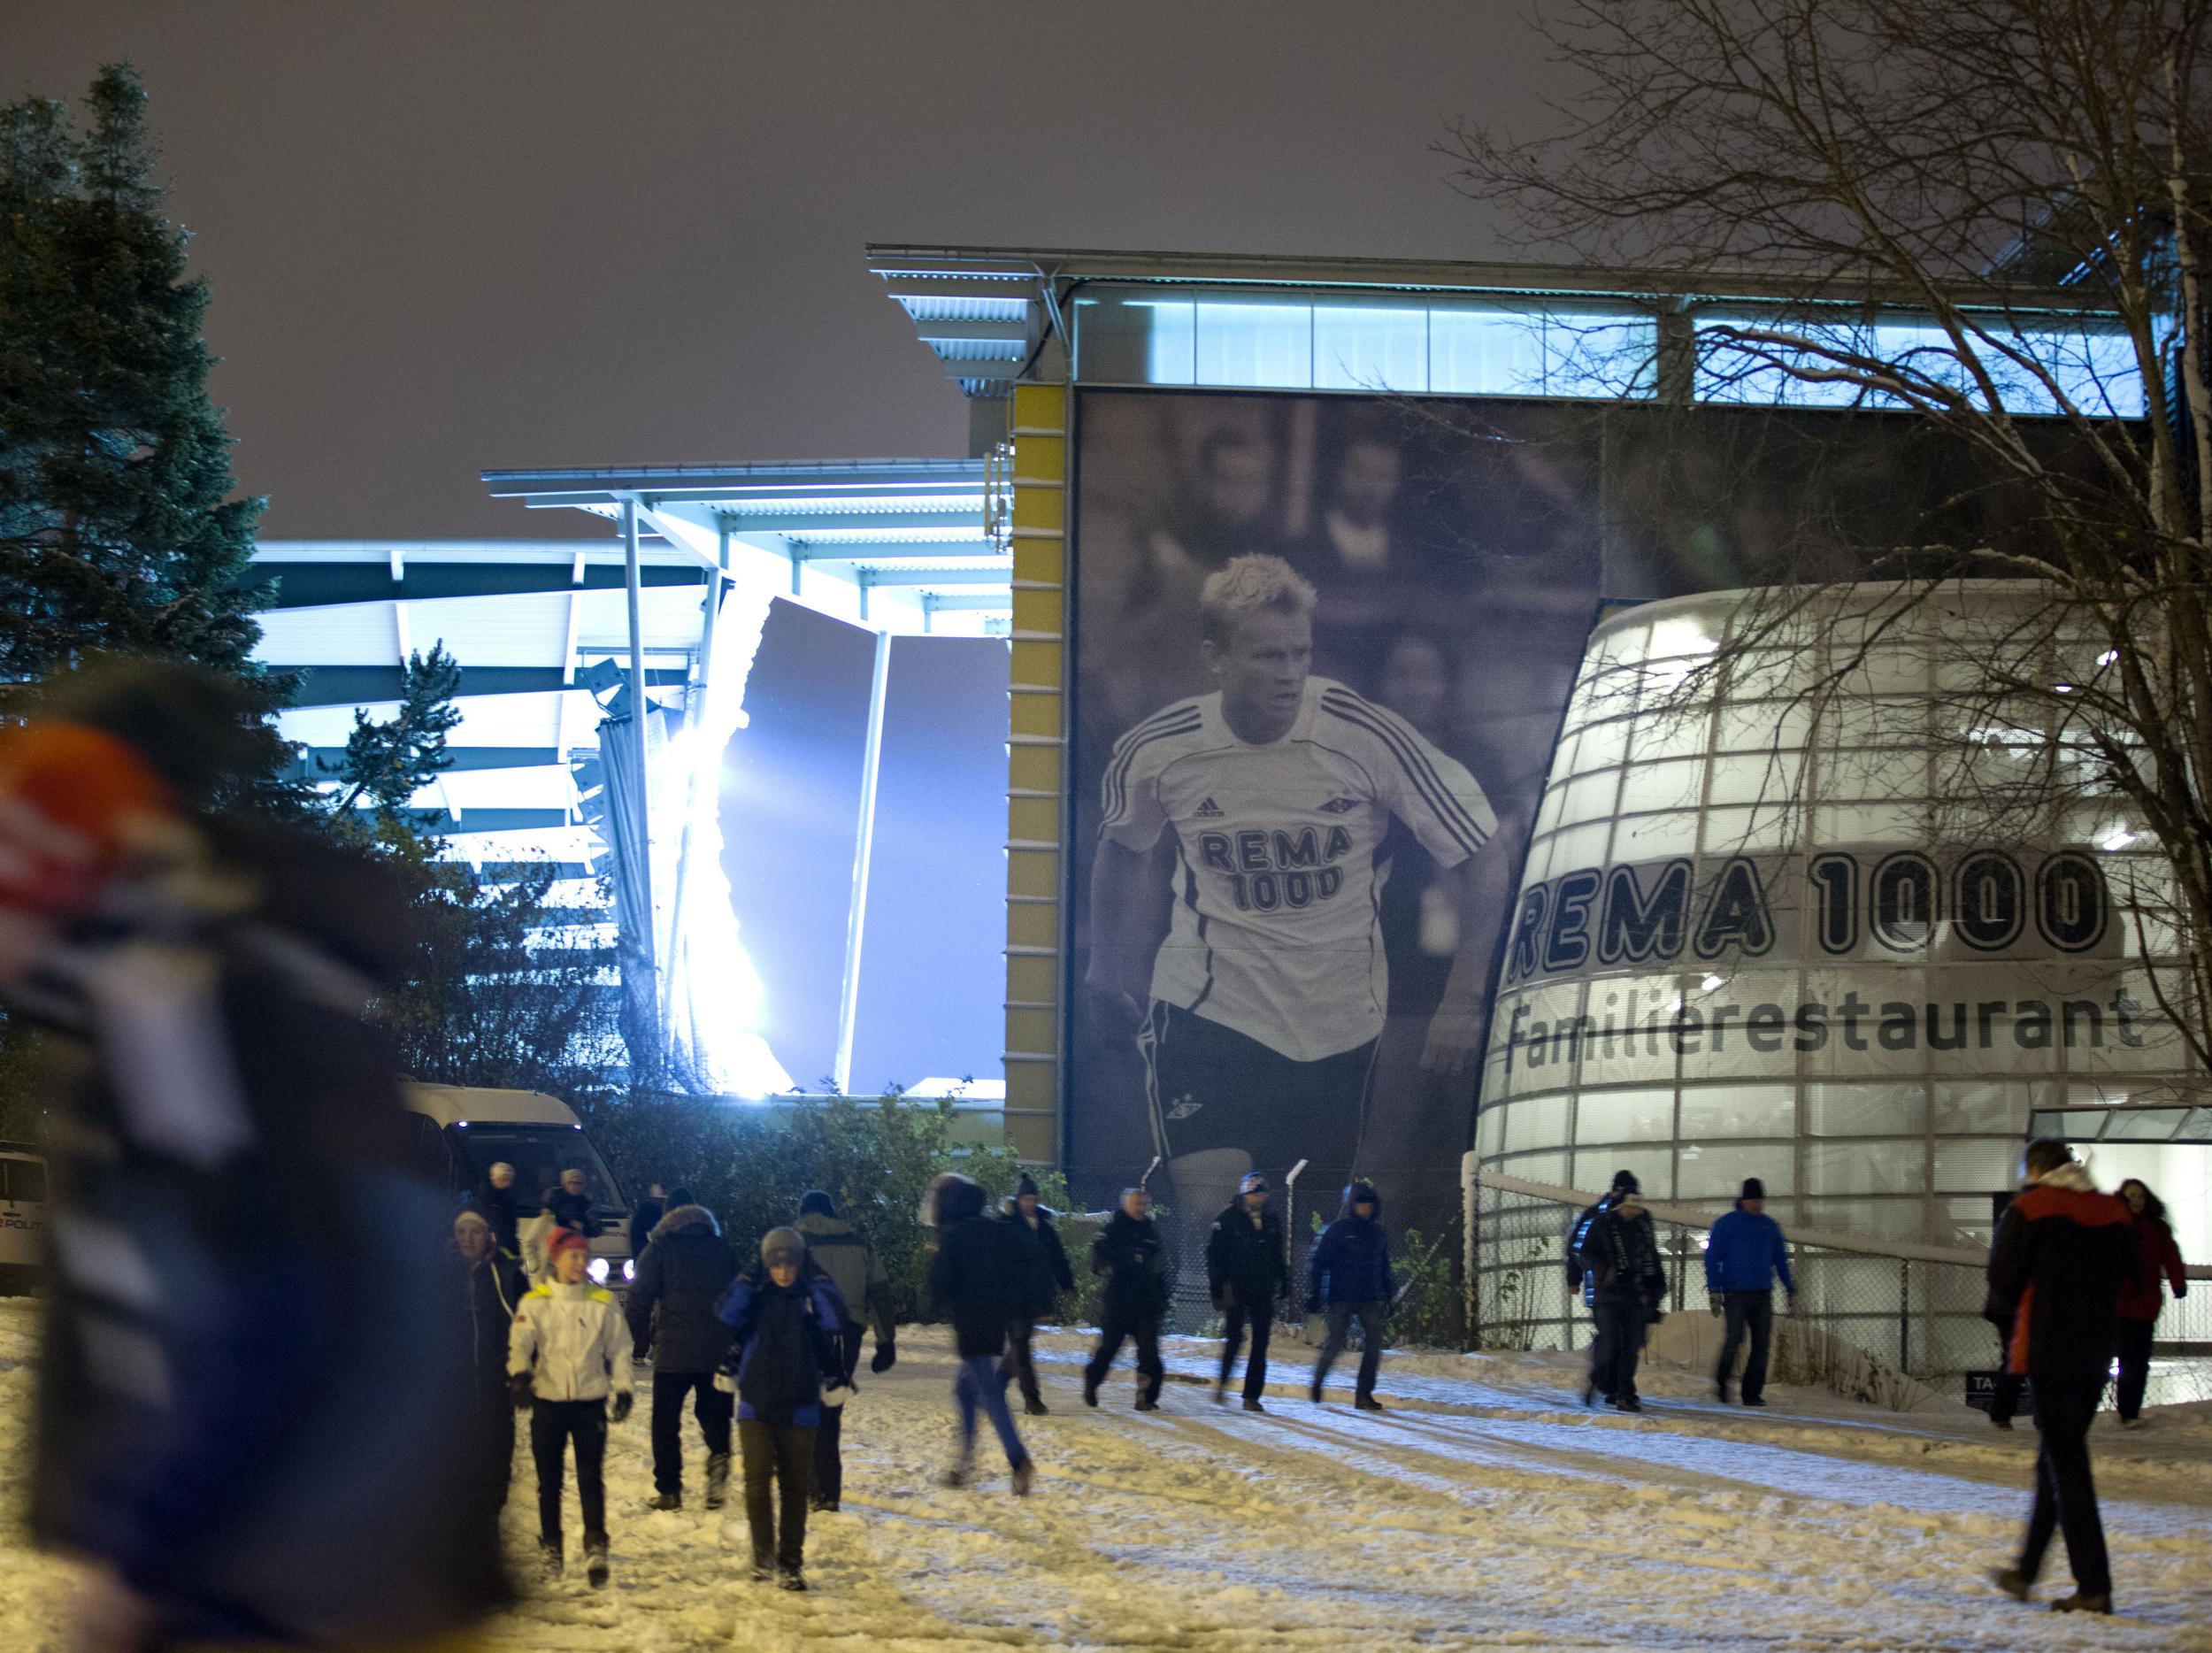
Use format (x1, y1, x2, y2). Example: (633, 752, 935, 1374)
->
(1899, 1257, 1911, 1376)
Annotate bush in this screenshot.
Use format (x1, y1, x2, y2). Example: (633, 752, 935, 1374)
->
(572, 1087, 1069, 1324)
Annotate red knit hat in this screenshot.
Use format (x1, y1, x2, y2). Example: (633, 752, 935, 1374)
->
(546, 1227, 592, 1261)
(0, 719, 178, 916)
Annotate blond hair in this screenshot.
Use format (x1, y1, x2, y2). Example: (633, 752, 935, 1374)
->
(1198, 554, 1317, 647)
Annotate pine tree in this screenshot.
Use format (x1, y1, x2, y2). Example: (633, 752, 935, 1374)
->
(0, 64, 265, 687)
(327, 643, 463, 824)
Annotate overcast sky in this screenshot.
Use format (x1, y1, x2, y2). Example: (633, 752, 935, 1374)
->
(16, 4, 1565, 539)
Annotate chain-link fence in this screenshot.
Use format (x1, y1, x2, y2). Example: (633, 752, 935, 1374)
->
(1465, 1165, 2212, 1411)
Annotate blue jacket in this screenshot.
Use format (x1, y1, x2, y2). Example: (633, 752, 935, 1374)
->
(717, 1265, 847, 1426)
(1308, 1183, 1394, 1308)
(1705, 1206, 1796, 1295)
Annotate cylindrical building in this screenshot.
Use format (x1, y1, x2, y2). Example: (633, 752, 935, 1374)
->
(1474, 583, 2207, 1366)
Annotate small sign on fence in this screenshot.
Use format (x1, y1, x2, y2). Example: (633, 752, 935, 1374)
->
(1964, 1369, 2032, 1418)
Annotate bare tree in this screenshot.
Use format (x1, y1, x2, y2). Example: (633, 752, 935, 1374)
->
(1443, 0, 2212, 1072)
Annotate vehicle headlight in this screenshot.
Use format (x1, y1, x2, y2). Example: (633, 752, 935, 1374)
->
(588, 1257, 610, 1284)
(622, 1258, 636, 1282)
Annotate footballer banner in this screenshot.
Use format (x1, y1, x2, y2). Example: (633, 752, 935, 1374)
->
(1065, 388, 1604, 1214)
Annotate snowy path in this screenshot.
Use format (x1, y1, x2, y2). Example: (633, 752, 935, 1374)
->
(3, 1305, 2210, 1649)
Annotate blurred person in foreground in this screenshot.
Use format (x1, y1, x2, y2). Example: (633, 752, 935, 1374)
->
(1985, 1138, 2135, 1615)
(1703, 1177, 1797, 1407)
(1307, 1180, 1394, 1411)
(2114, 1178, 2188, 1430)
(718, 1226, 850, 1589)
(0, 660, 506, 1649)
(926, 1173, 1037, 1493)
(794, 1188, 895, 1510)
(999, 1173, 1073, 1416)
(625, 1196, 738, 1511)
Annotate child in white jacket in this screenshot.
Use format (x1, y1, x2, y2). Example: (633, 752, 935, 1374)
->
(509, 1227, 634, 1586)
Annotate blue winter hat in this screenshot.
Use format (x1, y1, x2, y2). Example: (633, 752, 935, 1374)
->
(1239, 1172, 1268, 1195)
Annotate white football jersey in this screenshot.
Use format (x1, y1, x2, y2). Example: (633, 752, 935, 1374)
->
(1100, 676, 1497, 1061)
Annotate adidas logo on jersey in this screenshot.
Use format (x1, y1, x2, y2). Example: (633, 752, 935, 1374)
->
(1193, 796, 1225, 819)
(1318, 796, 1362, 814)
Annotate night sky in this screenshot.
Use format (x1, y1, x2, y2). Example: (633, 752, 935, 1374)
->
(15, 4, 1565, 540)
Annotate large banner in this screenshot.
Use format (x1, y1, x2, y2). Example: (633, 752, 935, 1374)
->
(1068, 389, 1604, 1222)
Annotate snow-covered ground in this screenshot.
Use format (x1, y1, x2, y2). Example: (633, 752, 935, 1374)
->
(4, 1299, 2210, 1649)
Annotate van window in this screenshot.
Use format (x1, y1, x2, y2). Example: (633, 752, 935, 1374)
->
(398, 1111, 455, 1191)
(448, 1125, 627, 1221)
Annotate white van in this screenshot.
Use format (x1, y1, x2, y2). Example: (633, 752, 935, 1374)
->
(0, 1140, 47, 1295)
(401, 1085, 634, 1288)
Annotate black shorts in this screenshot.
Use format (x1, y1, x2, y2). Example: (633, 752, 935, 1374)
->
(1140, 1002, 1377, 1176)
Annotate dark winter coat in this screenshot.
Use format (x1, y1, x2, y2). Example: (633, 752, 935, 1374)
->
(1206, 1199, 1289, 1309)
(796, 1202, 896, 1347)
(2117, 1213, 2189, 1323)
(627, 1196, 664, 1262)
(1309, 1184, 1394, 1309)
(1009, 1203, 1075, 1310)
(1091, 1207, 1171, 1320)
(717, 1265, 846, 1427)
(1985, 1165, 2135, 1387)
(1580, 1197, 1664, 1311)
(471, 1179, 520, 1255)
(625, 1204, 740, 1372)
(543, 1186, 601, 1238)
(1704, 1206, 1796, 1295)
(454, 1247, 526, 1409)
(930, 1180, 1036, 1356)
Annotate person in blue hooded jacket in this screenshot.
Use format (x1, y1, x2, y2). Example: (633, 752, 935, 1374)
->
(1704, 1177, 1797, 1406)
(1307, 1181, 1394, 1410)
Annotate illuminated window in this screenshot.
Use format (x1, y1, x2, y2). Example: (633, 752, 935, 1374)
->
(1194, 301, 1312, 388)
(1313, 304, 1429, 391)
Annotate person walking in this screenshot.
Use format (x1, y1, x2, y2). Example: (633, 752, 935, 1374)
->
(1001, 1174, 1075, 1415)
(1085, 1187, 1171, 1412)
(626, 1199, 740, 1511)
(1208, 1172, 1289, 1411)
(718, 1227, 848, 1591)
(475, 1160, 522, 1257)
(1577, 1171, 1664, 1412)
(629, 1182, 668, 1269)
(2114, 1178, 2188, 1429)
(929, 1175, 1039, 1492)
(544, 1167, 601, 1238)
(453, 1210, 526, 1516)
(510, 1227, 634, 1588)
(1704, 1177, 1797, 1407)
(795, 1189, 896, 1510)
(1986, 1138, 2135, 1615)
(1308, 1181, 1394, 1411)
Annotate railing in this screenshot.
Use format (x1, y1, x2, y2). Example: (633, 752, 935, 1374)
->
(1464, 1165, 2212, 1411)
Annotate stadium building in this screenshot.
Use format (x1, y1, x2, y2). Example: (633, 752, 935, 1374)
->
(258, 245, 2206, 1372)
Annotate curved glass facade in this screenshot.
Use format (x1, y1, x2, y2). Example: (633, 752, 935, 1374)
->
(1478, 585, 2208, 1264)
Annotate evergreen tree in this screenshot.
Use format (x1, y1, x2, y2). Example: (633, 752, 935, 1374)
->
(327, 643, 463, 824)
(0, 64, 265, 687)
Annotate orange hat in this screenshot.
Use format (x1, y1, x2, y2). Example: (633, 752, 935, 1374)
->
(546, 1227, 592, 1261)
(0, 719, 178, 916)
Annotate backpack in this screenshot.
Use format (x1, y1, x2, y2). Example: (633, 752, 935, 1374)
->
(1565, 1201, 1605, 1290)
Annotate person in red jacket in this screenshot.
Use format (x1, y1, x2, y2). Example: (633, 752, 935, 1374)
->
(1985, 1138, 2135, 1616)
(2114, 1178, 2189, 1429)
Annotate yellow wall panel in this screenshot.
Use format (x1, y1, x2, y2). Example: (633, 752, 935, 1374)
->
(1013, 435, 1066, 482)
(1013, 542, 1064, 586)
(1005, 951, 1058, 1003)
(1007, 902, 1058, 950)
(1009, 693, 1061, 740)
(1011, 488, 1064, 534)
(1005, 1005, 1057, 1056)
(1008, 795, 1059, 843)
(1011, 588, 1064, 636)
(1010, 639, 1063, 687)
(1013, 382, 1067, 432)
(1008, 853, 1059, 903)
(1009, 742, 1062, 793)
